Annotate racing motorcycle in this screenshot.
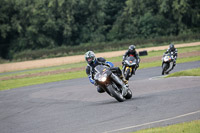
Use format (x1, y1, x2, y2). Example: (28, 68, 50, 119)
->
(94, 65, 132, 102)
(122, 56, 137, 80)
(162, 53, 175, 75)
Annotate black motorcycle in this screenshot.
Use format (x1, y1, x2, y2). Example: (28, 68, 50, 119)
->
(94, 65, 132, 102)
(122, 56, 137, 80)
(162, 53, 175, 75)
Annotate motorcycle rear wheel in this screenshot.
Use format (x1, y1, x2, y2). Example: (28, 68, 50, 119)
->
(124, 89, 132, 99)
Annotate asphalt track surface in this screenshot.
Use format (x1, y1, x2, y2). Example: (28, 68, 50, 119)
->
(0, 61, 200, 133)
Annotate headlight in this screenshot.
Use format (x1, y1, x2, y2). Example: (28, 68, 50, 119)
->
(99, 74, 107, 82)
(101, 77, 107, 82)
(164, 56, 169, 62)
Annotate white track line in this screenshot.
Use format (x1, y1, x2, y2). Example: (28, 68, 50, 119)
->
(104, 110, 200, 133)
(149, 75, 165, 80)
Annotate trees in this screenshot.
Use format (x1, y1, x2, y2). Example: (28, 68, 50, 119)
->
(0, 0, 199, 60)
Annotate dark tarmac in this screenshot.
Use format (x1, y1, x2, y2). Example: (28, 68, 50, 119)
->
(0, 61, 200, 133)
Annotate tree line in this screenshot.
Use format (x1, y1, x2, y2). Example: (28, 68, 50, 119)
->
(0, 0, 200, 60)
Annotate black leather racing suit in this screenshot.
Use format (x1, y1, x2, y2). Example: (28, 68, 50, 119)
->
(86, 57, 124, 93)
(122, 50, 140, 73)
(123, 50, 140, 65)
(164, 48, 178, 61)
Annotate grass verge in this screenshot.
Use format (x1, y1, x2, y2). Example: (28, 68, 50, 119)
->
(166, 67, 200, 78)
(0, 71, 87, 91)
(1, 45, 200, 78)
(140, 56, 200, 69)
(0, 45, 200, 91)
(107, 45, 200, 63)
(1, 56, 199, 91)
(132, 120, 200, 133)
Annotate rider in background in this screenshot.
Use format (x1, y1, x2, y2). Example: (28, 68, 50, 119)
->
(164, 43, 178, 67)
(85, 51, 128, 93)
(122, 45, 140, 74)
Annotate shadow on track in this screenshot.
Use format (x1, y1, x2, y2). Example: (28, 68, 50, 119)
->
(88, 95, 153, 106)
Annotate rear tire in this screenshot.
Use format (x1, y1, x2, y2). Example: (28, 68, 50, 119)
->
(125, 69, 130, 80)
(107, 84, 125, 102)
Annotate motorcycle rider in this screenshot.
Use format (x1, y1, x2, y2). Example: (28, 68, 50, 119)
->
(122, 45, 140, 74)
(163, 43, 178, 70)
(85, 51, 128, 95)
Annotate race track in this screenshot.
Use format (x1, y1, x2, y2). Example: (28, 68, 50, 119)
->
(0, 61, 200, 133)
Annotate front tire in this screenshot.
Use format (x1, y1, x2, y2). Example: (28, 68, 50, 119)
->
(162, 63, 167, 75)
(107, 84, 125, 102)
(125, 68, 130, 80)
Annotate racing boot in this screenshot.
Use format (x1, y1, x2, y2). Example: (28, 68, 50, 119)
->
(173, 60, 176, 67)
(120, 75, 128, 86)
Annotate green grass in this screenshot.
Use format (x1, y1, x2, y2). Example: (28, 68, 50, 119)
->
(0, 61, 87, 78)
(132, 120, 200, 133)
(1, 56, 199, 91)
(0, 71, 87, 91)
(166, 67, 200, 78)
(139, 56, 200, 69)
(106, 45, 200, 63)
(0, 45, 200, 91)
(1, 45, 200, 78)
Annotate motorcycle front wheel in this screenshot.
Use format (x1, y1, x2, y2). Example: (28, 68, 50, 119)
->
(125, 68, 130, 80)
(107, 84, 125, 102)
(162, 63, 168, 75)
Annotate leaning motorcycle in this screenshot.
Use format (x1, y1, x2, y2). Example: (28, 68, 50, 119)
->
(122, 56, 137, 80)
(161, 53, 174, 75)
(94, 65, 132, 102)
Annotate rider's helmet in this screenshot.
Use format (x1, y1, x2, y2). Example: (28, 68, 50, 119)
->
(128, 45, 136, 52)
(85, 51, 96, 65)
(169, 43, 175, 51)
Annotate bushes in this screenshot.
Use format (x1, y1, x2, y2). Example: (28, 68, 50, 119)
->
(11, 33, 200, 61)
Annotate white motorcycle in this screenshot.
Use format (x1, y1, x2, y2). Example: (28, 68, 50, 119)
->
(162, 53, 175, 75)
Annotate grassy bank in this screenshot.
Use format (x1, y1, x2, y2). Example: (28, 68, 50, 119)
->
(132, 120, 200, 133)
(166, 67, 200, 77)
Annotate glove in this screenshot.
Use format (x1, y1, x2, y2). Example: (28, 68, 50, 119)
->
(89, 76, 96, 85)
(94, 81, 98, 86)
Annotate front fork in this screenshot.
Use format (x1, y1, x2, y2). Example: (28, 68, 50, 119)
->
(110, 73, 124, 88)
(123, 66, 133, 75)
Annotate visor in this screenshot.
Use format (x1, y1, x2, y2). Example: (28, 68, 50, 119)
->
(87, 57, 93, 62)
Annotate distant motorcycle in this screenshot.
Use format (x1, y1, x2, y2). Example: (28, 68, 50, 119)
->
(162, 53, 175, 75)
(94, 65, 132, 102)
(122, 56, 137, 80)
